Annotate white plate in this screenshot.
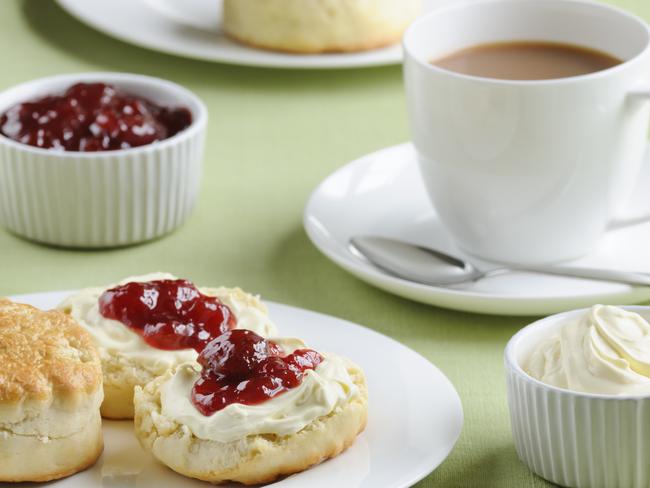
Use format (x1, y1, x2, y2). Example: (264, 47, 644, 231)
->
(304, 142, 650, 316)
(7, 291, 463, 488)
(55, 0, 444, 69)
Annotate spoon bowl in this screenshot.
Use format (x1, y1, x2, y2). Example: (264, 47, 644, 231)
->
(350, 236, 484, 285)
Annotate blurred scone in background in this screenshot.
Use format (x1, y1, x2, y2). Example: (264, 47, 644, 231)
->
(223, 0, 423, 53)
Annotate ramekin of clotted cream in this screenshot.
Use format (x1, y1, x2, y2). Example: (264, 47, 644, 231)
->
(505, 305, 650, 488)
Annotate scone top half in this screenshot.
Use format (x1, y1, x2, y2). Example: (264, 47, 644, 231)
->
(0, 298, 103, 437)
(134, 332, 368, 485)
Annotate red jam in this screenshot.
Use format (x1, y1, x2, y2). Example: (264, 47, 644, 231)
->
(98, 279, 235, 351)
(191, 329, 323, 415)
(0, 82, 192, 151)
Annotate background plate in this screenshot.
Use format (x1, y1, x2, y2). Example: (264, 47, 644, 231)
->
(9, 291, 463, 487)
(56, 0, 444, 69)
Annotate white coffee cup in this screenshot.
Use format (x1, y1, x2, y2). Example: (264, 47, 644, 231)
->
(403, 0, 650, 265)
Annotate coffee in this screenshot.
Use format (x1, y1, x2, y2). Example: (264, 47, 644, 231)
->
(432, 41, 622, 80)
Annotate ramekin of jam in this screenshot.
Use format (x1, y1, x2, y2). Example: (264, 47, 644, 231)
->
(0, 73, 207, 248)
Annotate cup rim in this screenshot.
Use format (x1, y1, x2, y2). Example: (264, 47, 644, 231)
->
(504, 305, 650, 401)
(0, 71, 208, 158)
(403, 0, 650, 86)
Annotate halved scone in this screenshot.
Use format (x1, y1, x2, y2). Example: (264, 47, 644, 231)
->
(134, 332, 367, 485)
(58, 273, 277, 419)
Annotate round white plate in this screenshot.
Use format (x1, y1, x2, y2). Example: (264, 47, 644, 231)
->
(304, 142, 650, 316)
(9, 291, 462, 488)
(55, 0, 444, 69)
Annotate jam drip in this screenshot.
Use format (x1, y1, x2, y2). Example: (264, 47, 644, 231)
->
(0, 82, 192, 151)
(191, 329, 323, 415)
(98, 279, 235, 351)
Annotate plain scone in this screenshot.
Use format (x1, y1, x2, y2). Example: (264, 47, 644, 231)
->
(0, 299, 103, 482)
(134, 361, 368, 485)
(223, 0, 422, 53)
(60, 284, 275, 420)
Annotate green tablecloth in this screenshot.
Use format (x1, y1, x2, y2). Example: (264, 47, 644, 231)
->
(1, 1, 649, 486)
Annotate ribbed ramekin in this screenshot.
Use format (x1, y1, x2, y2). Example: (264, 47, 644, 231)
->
(505, 306, 650, 488)
(0, 72, 207, 248)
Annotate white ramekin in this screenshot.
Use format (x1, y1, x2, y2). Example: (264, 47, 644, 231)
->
(505, 306, 650, 488)
(0, 72, 207, 248)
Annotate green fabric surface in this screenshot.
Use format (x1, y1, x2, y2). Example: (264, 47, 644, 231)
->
(1, 1, 649, 486)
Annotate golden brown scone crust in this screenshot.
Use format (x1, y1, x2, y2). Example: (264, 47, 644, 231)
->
(134, 363, 367, 485)
(0, 298, 102, 406)
(0, 298, 104, 482)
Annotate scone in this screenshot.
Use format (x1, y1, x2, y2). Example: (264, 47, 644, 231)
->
(0, 299, 103, 482)
(223, 0, 422, 54)
(134, 330, 367, 485)
(58, 273, 278, 419)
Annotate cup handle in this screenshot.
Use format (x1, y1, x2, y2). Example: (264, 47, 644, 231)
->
(606, 89, 650, 230)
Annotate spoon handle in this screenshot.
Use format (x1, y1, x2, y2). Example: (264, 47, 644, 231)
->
(501, 265, 650, 286)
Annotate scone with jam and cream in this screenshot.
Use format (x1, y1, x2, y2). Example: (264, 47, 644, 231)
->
(134, 329, 367, 485)
(223, 0, 422, 54)
(58, 273, 277, 419)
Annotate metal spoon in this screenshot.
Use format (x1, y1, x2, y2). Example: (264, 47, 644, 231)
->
(349, 235, 650, 287)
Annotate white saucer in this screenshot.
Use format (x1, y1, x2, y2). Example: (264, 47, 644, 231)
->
(56, 0, 444, 69)
(304, 143, 650, 316)
(9, 291, 462, 488)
